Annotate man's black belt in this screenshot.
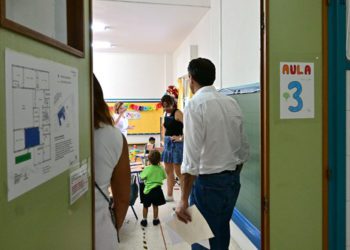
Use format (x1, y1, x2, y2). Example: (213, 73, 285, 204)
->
(199, 164, 243, 176)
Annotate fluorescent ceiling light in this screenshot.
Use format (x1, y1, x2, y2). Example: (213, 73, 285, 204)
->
(92, 22, 110, 32)
(92, 41, 112, 49)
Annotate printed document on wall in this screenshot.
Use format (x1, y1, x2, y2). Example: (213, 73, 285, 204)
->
(5, 49, 79, 201)
(280, 62, 314, 119)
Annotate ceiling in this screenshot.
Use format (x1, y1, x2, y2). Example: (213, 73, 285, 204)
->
(92, 0, 210, 53)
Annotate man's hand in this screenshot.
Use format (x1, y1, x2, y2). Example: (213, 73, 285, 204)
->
(175, 200, 192, 223)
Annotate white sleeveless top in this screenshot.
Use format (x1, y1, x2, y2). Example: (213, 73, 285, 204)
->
(94, 125, 123, 250)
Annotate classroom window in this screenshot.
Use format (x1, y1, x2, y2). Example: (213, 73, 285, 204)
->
(1, 0, 84, 57)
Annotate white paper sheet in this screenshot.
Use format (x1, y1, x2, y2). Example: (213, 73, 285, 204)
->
(70, 164, 89, 204)
(165, 205, 214, 246)
(162, 215, 184, 245)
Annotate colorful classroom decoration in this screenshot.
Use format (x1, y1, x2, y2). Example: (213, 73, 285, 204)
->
(166, 85, 179, 101)
(106, 101, 163, 134)
(126, 111, 141, 120)
(125, 103, 162, 111)
(107, 102, 162, 112)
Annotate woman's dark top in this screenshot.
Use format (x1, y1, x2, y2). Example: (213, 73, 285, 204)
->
(164, 109, 183, 136)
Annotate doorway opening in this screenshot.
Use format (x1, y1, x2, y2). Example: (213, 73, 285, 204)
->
(92, 0, 267, 249)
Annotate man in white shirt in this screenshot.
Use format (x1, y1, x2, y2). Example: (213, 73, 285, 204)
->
(175, 58, 249, 250)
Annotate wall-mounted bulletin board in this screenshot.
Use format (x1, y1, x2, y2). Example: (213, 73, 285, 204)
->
(106, 100, 163, 134)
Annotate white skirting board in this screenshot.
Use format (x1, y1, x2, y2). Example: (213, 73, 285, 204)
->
(230, 221, 258, 250)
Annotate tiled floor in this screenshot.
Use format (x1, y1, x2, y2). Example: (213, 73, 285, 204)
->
(117, 181, 253, 250)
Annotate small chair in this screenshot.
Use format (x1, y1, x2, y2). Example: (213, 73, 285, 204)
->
(129, 174, 139, 220)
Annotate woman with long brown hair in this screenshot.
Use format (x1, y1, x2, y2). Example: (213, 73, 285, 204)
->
(93, 74, 130, 250)
(161, 94, 184, 201)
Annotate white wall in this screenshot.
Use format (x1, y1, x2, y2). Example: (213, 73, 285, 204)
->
(128, 134, 161, 145)
(172, 1, 221, 88)
(93, 0, 260, 96)
(172, 0, 260, 89)
(221, 0, 260, 87)
(93, 52, 169, 99)
(165, 53, 174, 86)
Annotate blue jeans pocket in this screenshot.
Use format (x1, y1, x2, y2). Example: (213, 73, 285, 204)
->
(194, 185, 234, 216)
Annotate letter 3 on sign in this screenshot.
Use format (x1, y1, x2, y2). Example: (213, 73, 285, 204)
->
(288, 81, 303, 112)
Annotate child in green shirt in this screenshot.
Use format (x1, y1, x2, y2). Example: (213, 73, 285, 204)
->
(140, 150, 166, 227)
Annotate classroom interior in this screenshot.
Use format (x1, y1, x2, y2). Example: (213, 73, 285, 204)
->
(93, 0, 260, 249)
(0, 0, 349, 249)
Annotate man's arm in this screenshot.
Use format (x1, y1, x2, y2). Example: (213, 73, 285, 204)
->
(175, 173, 196, 223)
(180, 104, 203, 176)
(176, 103, 203, 223)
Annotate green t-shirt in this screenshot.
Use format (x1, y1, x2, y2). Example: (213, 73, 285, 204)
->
(140, 165, 166, 194)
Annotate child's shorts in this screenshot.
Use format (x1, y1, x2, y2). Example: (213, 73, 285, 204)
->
(142, 186, 166, 208)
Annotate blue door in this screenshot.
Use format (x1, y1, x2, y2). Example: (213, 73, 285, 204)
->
(328, 1, 348, 249)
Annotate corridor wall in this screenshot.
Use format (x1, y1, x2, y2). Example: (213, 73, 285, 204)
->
(0, 1, 92, 249)
(232, 90, 261, 230)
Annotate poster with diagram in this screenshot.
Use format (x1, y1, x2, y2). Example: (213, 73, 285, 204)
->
(5, 49, 79, 201)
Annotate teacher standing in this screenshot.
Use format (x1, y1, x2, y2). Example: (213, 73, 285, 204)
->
(113, 101, 134, 138)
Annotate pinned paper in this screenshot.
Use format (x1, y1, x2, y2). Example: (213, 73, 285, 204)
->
(69, 164, 88, 204)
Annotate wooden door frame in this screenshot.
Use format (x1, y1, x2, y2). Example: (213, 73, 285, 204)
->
(89, 0, 95, 249)
(261, 0, 269, 249)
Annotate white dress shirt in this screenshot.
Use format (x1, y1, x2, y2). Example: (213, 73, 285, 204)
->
(181, 86, 249, 175)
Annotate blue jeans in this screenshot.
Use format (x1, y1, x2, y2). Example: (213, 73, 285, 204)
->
(161, 136, 183, 164)
(190, 170, 241, 250)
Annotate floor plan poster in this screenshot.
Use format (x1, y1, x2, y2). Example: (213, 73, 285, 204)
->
(5, 49, 79, 201)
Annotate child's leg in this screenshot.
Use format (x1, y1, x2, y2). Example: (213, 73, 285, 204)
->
(152, 205, 160, 225)
(152, 205, 158, 219)
(143, 206, 148, 219)
(141, 206, 148, 227)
